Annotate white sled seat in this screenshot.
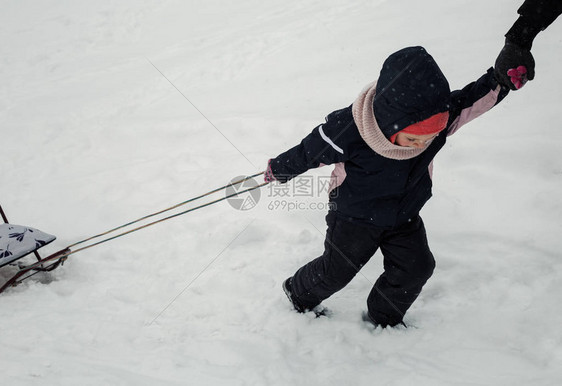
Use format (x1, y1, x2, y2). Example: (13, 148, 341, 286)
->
(0, 224, 56, 268)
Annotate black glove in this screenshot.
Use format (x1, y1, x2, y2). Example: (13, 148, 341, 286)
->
(494, 41, 535, 90)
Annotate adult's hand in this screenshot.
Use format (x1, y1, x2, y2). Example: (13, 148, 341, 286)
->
(494, 41, 535, 90)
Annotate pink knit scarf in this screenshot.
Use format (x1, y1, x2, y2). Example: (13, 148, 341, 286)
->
(352, 81, 427, 160)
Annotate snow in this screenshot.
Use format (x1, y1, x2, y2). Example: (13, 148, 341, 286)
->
(1, 0, 561, 384)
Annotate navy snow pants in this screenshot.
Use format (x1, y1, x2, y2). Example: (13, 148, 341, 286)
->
(290, 211, 435, 326)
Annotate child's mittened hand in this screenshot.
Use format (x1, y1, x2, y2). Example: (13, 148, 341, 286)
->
(264, 159, 276, 183)
(507, 66, 528, 90)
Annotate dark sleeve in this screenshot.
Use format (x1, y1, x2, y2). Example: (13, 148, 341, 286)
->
(270, 107, 354, 183)
(447, 68, 510, 135)
(506, 0, 562, 49)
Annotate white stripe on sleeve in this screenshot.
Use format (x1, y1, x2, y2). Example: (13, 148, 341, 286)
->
(319, 125, 344, 154)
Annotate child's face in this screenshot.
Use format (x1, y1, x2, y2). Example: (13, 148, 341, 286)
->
(395, 132, 438, 148)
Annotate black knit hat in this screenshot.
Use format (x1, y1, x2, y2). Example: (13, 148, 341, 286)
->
(374, 46, 451, 140)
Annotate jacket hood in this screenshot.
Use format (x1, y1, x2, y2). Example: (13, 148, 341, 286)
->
(373, 46, 450, 140)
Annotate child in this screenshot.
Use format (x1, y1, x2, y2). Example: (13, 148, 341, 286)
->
(264, 46, 510, 327)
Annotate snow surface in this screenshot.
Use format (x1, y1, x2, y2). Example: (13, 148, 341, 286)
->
(1, 0, 561, 385)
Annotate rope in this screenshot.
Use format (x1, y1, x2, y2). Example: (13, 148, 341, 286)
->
(67, 172, 264, 249)
(67, 180, 268, 256)
(19, 174, 268, 271)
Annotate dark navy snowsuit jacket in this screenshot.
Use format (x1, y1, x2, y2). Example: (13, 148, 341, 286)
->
(270, 47, 510, 228)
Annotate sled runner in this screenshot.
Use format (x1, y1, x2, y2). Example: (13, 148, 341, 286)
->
(0, 204, 70, 294)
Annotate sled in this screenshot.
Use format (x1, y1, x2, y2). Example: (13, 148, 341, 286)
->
(0, 204, 70, 294)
